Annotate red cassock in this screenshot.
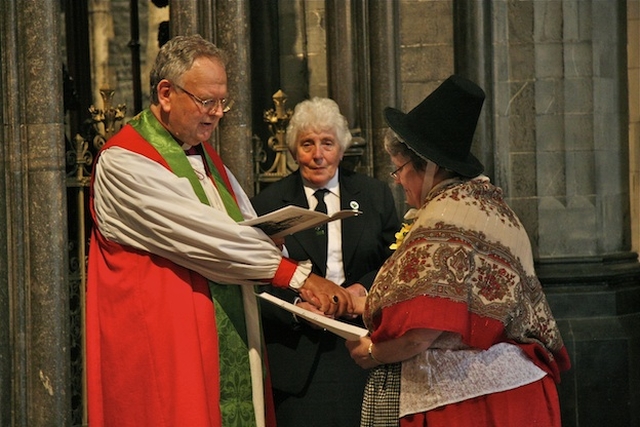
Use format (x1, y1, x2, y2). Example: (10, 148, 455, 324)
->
(86, 126, 277, 427)
(87, 232, 223, 426)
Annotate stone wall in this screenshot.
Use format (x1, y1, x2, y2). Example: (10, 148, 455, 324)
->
(398, 0, 454, 109)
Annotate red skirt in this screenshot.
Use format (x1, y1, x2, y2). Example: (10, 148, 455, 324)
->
(401, 375, 562, 427)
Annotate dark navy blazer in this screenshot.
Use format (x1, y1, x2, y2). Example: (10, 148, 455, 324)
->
(251, 167, 400, 395)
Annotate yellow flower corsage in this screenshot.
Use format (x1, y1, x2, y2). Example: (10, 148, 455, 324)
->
(389, 208, 418, 250)
(390, 222, 413, 250)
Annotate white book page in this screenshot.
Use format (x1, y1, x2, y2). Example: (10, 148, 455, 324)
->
(257, 292, 368, 341)
(241, 205, 361, 238)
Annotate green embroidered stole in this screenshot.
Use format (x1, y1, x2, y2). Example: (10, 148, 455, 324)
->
(130, 110, 257, 426)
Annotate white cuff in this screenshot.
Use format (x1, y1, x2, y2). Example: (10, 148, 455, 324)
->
(289, 259, 312, 289)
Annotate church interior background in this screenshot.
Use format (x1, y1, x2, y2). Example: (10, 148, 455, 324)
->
(1, 0, 639, 425)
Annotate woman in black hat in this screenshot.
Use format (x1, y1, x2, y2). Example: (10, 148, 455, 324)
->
(346, 75, 571, 426)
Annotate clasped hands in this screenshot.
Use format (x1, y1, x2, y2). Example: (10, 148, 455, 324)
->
(297, 273, 367, 318)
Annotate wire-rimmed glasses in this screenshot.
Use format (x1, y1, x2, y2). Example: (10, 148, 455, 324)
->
(174, 83, 233, 113)
(390, 160, 412, 179)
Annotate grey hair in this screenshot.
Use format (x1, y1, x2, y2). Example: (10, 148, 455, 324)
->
(285, 97, 353, 155)
(149, 34, 227, 104)
(383, 128, 427, 172)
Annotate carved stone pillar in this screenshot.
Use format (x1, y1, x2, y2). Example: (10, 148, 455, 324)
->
(453, 0, 493, 178)
(326, 0, 357, 125)
(88, 0, 115, 104)
(368, 0, 402, 214)
(169, 0, 198, 36)
(171, 0, 216, 41)
(168, 0, 253, 195)
(326, 0, 374, 176)
(0, 0, 71, 425)
(215, 0, 254, 196)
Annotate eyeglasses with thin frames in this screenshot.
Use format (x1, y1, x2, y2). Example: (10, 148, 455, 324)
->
(390, 160, 412, 179)
(174, 83, 233, 113)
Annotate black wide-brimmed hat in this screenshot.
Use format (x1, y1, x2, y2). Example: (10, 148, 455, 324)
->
(384, 74, 485, 177)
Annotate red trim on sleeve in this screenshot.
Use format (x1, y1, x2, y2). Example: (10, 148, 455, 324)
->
(370, 295, 571, 381)
(369, 295, 505, 350)
(271, 257, 299, 288)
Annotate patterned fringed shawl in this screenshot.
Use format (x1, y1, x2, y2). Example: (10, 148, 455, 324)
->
(360, 176, 570, 424)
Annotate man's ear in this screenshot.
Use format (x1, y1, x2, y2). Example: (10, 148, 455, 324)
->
(156, 80, 172, 110)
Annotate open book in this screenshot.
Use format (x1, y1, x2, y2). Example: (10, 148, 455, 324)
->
(241, 205, 361, 238)
(257, 292, 368, 341)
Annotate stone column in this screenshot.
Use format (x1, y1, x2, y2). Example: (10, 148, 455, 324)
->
(0, 0, 71, 425)
(369, 0, 402, 213)
(326, 0, 357, 125)
(88, 0, 115, 102)
(169, 0, 198, 36)
(215, 0, 255, 195)
(168, 0, 253, 194)
(453, 0, 493, 178)
(630, 0, 640, 253)
(327, 0, 376, 175)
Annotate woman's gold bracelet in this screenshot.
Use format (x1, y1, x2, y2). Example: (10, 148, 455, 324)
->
(368, 342, 383, 364)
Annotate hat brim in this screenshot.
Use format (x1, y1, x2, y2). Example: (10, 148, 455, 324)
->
(384, 107, 484, 177)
